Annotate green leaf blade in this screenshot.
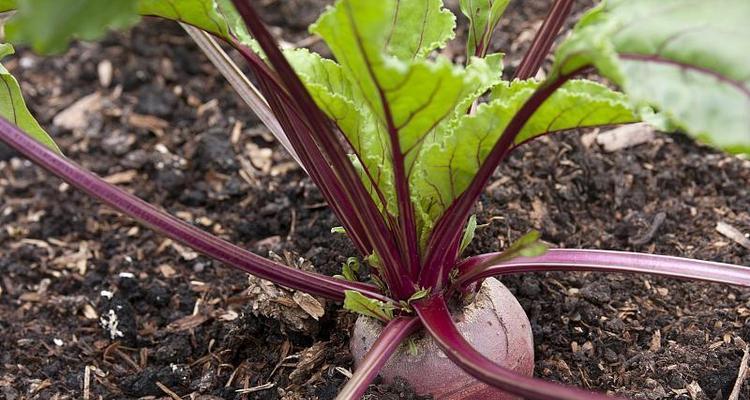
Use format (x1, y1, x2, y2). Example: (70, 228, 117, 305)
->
(386, 0, 455, 60)
(5, 0, 139, 54)
(343, 290, 395, 322)
(554, 0, 750, 154)
(460, 0, 510, 58)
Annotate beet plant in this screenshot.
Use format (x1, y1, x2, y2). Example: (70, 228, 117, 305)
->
(0, 0, 749, 398)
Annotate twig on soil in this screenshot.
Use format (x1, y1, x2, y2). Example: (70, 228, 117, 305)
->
(729, 343, 750, 400)
(156, 381, 182, 400)
(83, 365, 91, 400)
(716, 221, 750, 250)
(235, 382, 275, 394)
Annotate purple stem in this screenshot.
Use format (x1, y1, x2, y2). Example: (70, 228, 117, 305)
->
(420, 68, 583, 289)
(457, 249, 750, 288)
(513, 0, 575, 80)
(230, 0, 412, 299)
(414, 295, 620, 400)
(336, 317, 421, 399)
(0, 117, 389, 303)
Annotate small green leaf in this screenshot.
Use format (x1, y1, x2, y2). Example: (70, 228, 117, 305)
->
(338, 257, 360, 281)
(459, 214, 478, 255)
(406, 287, 430, 303)
(553, 0, 750, 154)
(343, 290, 395, 322)
(0, 44, 60, 153)
(330, 226, 347, 235)
(496, 230, 547, 261)
(459, 0, 510, 58)
(6, 0, 140, 54)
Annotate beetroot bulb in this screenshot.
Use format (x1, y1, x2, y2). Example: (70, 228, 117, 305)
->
(350, 278, 534, 399)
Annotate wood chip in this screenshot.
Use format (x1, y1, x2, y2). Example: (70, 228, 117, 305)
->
(83, 365, 91, 400)
(103, 170, 138, 185)
(171, 242, 199, 261)
(97, 60, 113, 87)
(292, 291, 325, 321)
(716, 221, 750, 250)
(289, 342, 326, 384)
(686, 381, 703, 400)
(127, 113, 169, 132)
(167, 314, 210, 332)
(82, 304, 98, 320)
(649, 330, 661, 352)
(53, 93, 102, 131)
(159, 264, 177, 278)
(596, 123, 655, 152)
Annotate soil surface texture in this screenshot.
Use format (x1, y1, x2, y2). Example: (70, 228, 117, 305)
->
(1, 1, 749, 400)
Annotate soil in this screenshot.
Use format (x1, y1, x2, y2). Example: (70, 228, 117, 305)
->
(1, 1, 749, 400)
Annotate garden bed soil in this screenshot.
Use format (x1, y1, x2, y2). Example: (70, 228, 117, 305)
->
(1, 1, 749, 399)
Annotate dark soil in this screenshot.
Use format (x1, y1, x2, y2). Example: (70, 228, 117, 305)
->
(1, 1, 749, 400)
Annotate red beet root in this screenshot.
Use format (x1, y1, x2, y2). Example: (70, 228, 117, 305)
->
(350, 278, 534, 399)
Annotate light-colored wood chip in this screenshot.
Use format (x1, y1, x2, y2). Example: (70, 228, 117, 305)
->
(596, 123, 656, 152)
(716, 221, 750, 250)
(292, 291, 325, 321)
(649, 330, 661, 352)
(103, 170, 138, 185)
(97, 60, 113, 87)
(127, 113, 169, 131)
(53, 93, 102, 130)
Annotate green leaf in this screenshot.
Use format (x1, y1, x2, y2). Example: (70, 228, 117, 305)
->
(0, 44, 60, 152)
(338, 257, 360, 281)
(312, 0, 468, 163)
(5, 0, 139, 54)
(553, 0, 750, 154)
(406, 287, 430, 303)
(460, 0, 510, 58)
(458, 214, 477, 255)
(1, 0, 261, 55)
(385, 0, 455, 60)
(307, 0, 498, 220)
(411, 79, 637, 229)
(343, 290, 395, 322)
